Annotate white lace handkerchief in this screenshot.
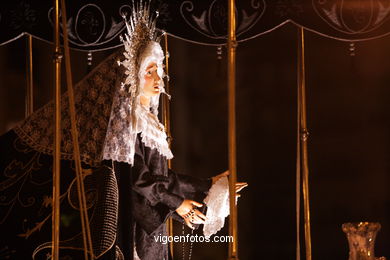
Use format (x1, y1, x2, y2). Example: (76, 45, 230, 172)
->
(203, 176, 231, 237)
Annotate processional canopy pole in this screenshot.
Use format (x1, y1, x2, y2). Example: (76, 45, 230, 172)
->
(297, 26, 312, 260)
(162, 32, 175, 257)
(52, 0, 62, 258)
(60, 0, 94, 258)
(162, 32, 172, 160)
(25, 34, 34, 117)
(227, 0, 239, 259)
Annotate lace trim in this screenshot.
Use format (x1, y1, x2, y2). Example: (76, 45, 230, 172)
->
(102, 102, 173, 165)
(137, 106, 173, 160)
(203, 176, 230, 237)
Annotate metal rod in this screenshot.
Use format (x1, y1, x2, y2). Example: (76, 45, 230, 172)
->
(295, 27, 302, 260)
(52, 0, 62, 258)
(60, 0, 93, 258)
(162, 32, 174, 257)
(162, 32, 172, 153)
(227, 0, 239, 259)
(298, 26, 312, 260)
(25, 34, 34, 117)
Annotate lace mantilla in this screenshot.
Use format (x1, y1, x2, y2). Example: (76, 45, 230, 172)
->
(14, 49, 172, 167)
(137, 106, 173, 160)
(203, 176, 230, 237)
(14, 51, 122, 166)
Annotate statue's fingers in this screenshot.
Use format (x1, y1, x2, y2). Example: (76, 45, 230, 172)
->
(194, 209, 207, 221)
(184, 218, 194, 229)
(191, 200, 203, 207)
(191, 215, 205, 224)
(235, 183, 248, 192)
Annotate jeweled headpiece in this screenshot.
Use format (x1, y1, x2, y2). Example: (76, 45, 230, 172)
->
(118, 0, 161, 97)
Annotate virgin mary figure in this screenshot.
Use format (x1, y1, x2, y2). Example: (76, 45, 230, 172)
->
(0, 2, 246, 259)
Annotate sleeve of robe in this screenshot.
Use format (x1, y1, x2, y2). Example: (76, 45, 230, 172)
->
(130, 134, 212, 234)
(131, 137, 177, 210)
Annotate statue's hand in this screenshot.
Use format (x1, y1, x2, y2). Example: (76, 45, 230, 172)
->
(176, 199, 207, 230)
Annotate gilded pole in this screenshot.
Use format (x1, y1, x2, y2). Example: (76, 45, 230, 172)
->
(25, 34, 34, 117)
(296, 69, 301, 260)
(162, 32, 174, 257)
(227, 0, 239, 259)
(298, 27, 312, 260)
(162, 32, 172, 155)
(52, 0, 62, 258)
(60, 0, 93, 258)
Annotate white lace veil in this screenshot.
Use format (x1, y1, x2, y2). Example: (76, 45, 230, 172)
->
(102, 41, 172, 165)
(102, 2, 172, 165)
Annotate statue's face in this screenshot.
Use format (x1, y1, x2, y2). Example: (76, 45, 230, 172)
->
(142, 62, 161, 97)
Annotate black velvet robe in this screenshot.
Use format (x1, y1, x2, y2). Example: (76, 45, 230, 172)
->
(0, 130, 211, 260)
(103, 134, 212, 260)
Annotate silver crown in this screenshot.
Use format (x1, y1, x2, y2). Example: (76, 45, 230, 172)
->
(118, 0, 162, 95)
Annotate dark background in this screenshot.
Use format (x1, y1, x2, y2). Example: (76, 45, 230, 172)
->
(1, 22, 390, 259)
